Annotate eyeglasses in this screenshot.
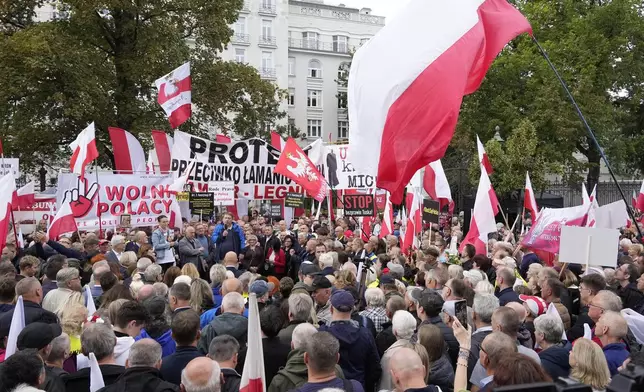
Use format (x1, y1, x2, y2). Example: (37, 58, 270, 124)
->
(589, 303, 605, 311)
(480, 345, 488, 356)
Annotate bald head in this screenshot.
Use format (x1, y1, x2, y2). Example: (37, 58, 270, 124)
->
(505, 302, 526, 323)
(223, 252, 238, 266)
(181, 357, 221, 392)
(389, 347, 426, 389)
(15, 277, 42, 302)
(221, 278, 242, 295)
(137, 285, 155, 302)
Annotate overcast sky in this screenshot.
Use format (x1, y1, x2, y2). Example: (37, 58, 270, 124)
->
(329, 0, 410, 21)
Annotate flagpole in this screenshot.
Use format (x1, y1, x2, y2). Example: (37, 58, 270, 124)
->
(532, 35, 643, 239)
(94, 167, 103, 239)
(9, 210, 19, 249)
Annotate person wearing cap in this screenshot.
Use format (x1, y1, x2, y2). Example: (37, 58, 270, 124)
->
(17, 322, 66, 392)
(311, 276, 333, 326)
(319, 290, 381, 391)
(249, 280, 271, 313)
(567, 274, 606, 342)
(520, 294, 547, 346)
(299, 264, 320, 287)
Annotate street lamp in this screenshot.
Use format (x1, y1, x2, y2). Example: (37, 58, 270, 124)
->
(493, 125, 504, 143)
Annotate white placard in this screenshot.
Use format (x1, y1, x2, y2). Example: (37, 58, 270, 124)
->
(208, 181, 235, 206)
(593, 200, 629, 229)
(0, 158, 19, 179)
(559, 226, 620, 268)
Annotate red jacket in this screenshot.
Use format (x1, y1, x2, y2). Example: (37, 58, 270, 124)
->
(267, 248, 286, 274)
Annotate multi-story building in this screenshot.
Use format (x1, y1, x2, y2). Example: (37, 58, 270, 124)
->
(220, 0, 385, 142)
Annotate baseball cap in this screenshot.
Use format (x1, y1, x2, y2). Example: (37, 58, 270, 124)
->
(330, 290, 354, 312)
(418, 290, 445, 316)
(250, 280, 270, 297)
(311, 276, 332, 291)
(408, 287, 423, 303)
(387, 263, 405, 278)
(300, 264, 321, 277)
(519, 295, 547, 318)
(292, 282, 314, 294)
(380, 274, 395, 285)
(17, 322, 62, 351)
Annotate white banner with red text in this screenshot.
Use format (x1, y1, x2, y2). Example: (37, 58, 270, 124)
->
(13, 196, 57, 234)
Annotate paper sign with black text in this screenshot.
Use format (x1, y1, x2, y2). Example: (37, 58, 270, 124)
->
(208, 181, 235, 206)
(270, 202, 283, 219)
(189, 192, 215, 214)
(423, 199, 440, 224)
(285, 192, 304, 208)
(343, 194, 375, 217)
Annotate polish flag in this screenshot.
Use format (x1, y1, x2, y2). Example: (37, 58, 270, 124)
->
(151, 131, 174, 173)
(240, 293, 266, 392)
(404, 187, 422, 253)
(347, 0, 531, 203)
(69, 122, 99, 177)
(637, 180, 644, 212)
(49, 202, 78, 240)
(632, 190, 638, 211)
(398, 206, 407, 251)
(147, 149, 159, 174)
(155, 62, 192, 128)
(168, 199, 183, 229)
(5, 296, 25, 359)
(270, 131, 286, 152)
(0, 173, 16, 252)
(380, 192, 394, 238)
(361, 216, 372, 241)
(423, 160, 454, 213)
(274, 138, 328, 202)
(459, 164, 499, 255)
(477, 135, 493, 175)
(169, 160, 197, 194)
(216, 134, 232, 143)
(524, 172, 538, 220)
(12, 181, 35, 210)
(17, 228, 24, 249)
(108, 128, 147, 173)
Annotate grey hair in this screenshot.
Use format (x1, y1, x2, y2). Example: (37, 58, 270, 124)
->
(318, 253, 333, 268)
(128, 338, 162, 367)
(392, 310, 417, 340)
(288, 293, 314, 322)
(534, 314, 564, 344)
(111, 235, 125, 247)
(472, 294, 499, 324)
(152, 282, 169, 297)
(181, 360, 221, 392)
(81, 322, 116, 361)
(137, 258, 152, 271)
(463, 270, 484, 288)
(238, 272, 252, 292)
(474, 280, 495, 295)
(210, 265, 227, 287)
(92, 260, 109, 273)
(594, 290, 623, 312)
(208, 335, 240, 362)
(48, 332, 70, 362)
(221, 292, 245, 313)
(56, 268, 80, 287)
(292, 323, 317, 350)
(144, 264, 162, 283)
(448, 264, 464, 280)
(364, 288, 386, 308)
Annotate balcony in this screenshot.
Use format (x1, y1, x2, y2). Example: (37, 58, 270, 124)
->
(240, 1, 251, 12)
(231, 33, 250, 45)
(259, 3, 277, 15)
(289, 39, 353, 55)
(260, 68, 277, 79)
(258, 35, 277, 47)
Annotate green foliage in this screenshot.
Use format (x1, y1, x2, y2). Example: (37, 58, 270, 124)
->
(0, 0, 286, 170)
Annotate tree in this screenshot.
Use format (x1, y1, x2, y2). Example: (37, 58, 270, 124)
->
(0, 0, 286, 170)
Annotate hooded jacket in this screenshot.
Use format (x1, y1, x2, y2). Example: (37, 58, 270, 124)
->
(319, 320, 381, 392)
(539, 341, 572, 381)
(198, 312, 248, 354)
(267, 349, 345, 392)
(136, 329, 176, 358)
(428, 355, 454, 392)
(97, 367, 179, 392)
(77, 336, 134, 369)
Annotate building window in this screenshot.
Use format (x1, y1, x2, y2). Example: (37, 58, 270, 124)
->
(235, 48, 246, 63)
(261, 51, 273, 70)
(307, 89, 322, 108)
(234, 17, 246, 35)
(288, 57, 295, 76)
(288, 88, 295, 106)
(307, 119, 322, 138)
(338, 62, 350, 80)
(333, 35, 348, 53)
(338, 121, 348, 139)
(261, 19, 272, 39)
(303, 32, 319, 49)
(308, 59, 322, 78)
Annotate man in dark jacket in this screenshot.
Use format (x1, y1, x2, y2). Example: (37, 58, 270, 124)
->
(208, 335, 243, 392)
(16, 322, 66, 392)
(616, 263, 644, 310)
(566, 274, 605, 341)
(494, 268, 520, 306)
(0, 277, 58, 339)
(160, 310, 203, 385)
(259, 305, 291, 384)
(98, 339, 179, 392)
(319, 290, 381, 392)
(0, 276, 15, 315)
(211, 213, 246, 261)
(535, 313, 571, 380)
(415, 290, 460, 367)
(198, 292, 248, 354)
(278, 293, 313, 346)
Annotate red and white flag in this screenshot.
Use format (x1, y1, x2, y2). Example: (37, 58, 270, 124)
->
(168, 199, 183, 229)
(147, 149, 158, 174)
(49, 202, 78, 240)
(0, 173, 16, 251)
(380, 192, 394, 238)
(460, 164, 499, 256)
(347, 0, 531, 203)
(637, 180, 644, 212)
(521, 205, 589, 254)
(423, 160, 454, 213)
(240, 293, 266, 392)
(524, 172, 538, 220)
(155, 62, 192, 128)
(270, 131, 286, 152)
(108, 128, 146, 173)
(477, 135, 494, 175)
(69, 123, 99, 177)
(12, 181, 35, 210)
(274, 138, 328, 202)
(151, 131, 174, 173)
(216, 134, 232, 143)
(404, 187, 422, 253)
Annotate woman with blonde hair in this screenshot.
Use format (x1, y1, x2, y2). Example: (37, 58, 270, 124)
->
(527, 263, 543, 293)
(181, 263, 200, 280)
(190, 278, 215, 313)
(119, 251, 138, 270)
(61, 304, 89, 357)
(569, 338, 611, 391)
(334, 269, 357, 290)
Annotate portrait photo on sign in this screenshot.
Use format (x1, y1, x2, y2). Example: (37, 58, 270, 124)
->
(119, 214, 132, 228)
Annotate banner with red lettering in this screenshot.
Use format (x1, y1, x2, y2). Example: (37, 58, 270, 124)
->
(56, 173, 176, 230)
(171, 131, 303, 200)
(521, 205, 590, 254)
(13, 197, 57, 234)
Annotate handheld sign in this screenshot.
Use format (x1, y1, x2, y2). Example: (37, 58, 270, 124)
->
(343, 194, 375, 217)
(285, 192, 304, 208)
(423, 199, 440, 224)
(559, 226, 619, 268)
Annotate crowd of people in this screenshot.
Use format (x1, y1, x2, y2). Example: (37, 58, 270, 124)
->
(0, 210, 643, 392)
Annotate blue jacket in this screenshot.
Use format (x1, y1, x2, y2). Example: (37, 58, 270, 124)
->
(539, 341, 571, 381)
(151, 228, 173, 260)
(319, 320, 381, 392)
(496, 287, 520, 306)
(212, 285, 223, 309)
(211, 222, 246, 260)
(603, 342, 630, 376)
(159, 346, 203, 385)
(136, 329, 176, 358)
(200, 305, 249, 329)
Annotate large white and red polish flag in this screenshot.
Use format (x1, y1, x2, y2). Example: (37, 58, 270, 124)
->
(48, 202, 78, 240)
(151, 131, 174, 173)
(524, 172, 538, 219)
(155, 62, 192, 128)
(347, 0, 531, 204)
(379, 192, 394, 238)
(636, 180, 644, 212)
(240, 293, 266, 392)
(70, 122, 99, 177)
(270, 131, 286, 152)
(423, 160, 454, 213)
(477, 135, 494, 175)
(12, 181, 35, 210)
(404, 187, 422, 253)
(108, 127, 146, 173)
(460, 164, 499, 255)
(0, 173, 16, 251)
